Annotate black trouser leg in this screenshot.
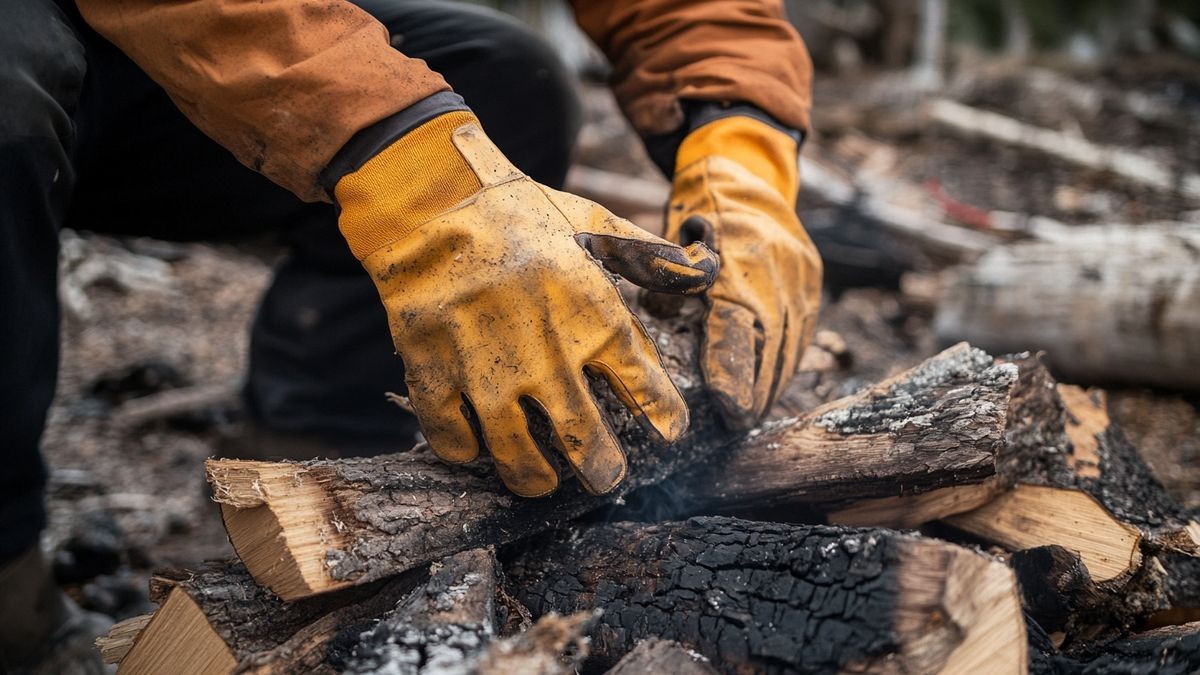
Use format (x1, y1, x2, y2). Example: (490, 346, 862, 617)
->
(0, 0, 86, 564)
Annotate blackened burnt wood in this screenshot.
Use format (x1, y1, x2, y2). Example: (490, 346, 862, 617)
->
(935, 355, 1200, 637)
(207, 341, 1017, 601)
(1029, 621, 1200, 675)
(505, 516, 1027, 674)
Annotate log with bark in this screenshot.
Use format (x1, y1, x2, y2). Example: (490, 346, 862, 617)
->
(504, 516, 1028, 674)
(937, 355, 1200, 636)
(206, 340, 1021, 600)
(105, 548, 592, 674)
(107, 560, 420, 674)
(1030, 621, 1200, 675)
(926, 99, 1200, 201)
(934, 223, 1200, 390)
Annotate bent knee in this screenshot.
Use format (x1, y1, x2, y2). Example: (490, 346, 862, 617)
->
(0, 0, 85, 139)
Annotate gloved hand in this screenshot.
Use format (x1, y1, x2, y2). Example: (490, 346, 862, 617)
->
(662, 116, 822, 430)
(334, 111, 718, 497)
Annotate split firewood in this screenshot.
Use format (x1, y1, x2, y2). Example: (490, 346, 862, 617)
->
(817, 349, 1200, 635)
(605, 639, 716, 675)
(943, 356, 1198, 634)
(927, 99, 1200, 201)
(935, 223, 1200, 390)
(505, 516, 1028, 674)
(1029, 621, 1200, 675)
(109, 561, 421, 674)
(108, 548, 591, 674)
(206, 340, 1019, 601)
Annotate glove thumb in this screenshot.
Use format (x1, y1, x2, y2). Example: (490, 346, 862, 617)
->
(574, 221, 718, 295)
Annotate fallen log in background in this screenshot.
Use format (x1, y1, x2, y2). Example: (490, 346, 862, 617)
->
(207, 342, 1019, 600)
(926, 99, 1200, 201)
(504, 516, 1027, 674)
(934, 223, 1200, 390)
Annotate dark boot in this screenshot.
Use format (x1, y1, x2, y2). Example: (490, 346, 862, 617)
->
(0, 546, 112, 674)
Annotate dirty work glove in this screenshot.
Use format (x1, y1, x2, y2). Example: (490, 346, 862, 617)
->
(662, 116, 822, 430)
(334, 111, 718, 497)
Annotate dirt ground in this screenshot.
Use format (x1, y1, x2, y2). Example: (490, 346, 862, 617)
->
(41, 66, 1200, 622)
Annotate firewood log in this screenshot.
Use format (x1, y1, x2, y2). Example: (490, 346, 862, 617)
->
(1029, 621, 1200, 675)
(504, 516, 1028, 674)
(934, 224, 1200, 390)
(206, 341, 1018, 600)
(107, 549, 591, 674)
(109, 561, 420, 674)
(853, 354, 1200, 637)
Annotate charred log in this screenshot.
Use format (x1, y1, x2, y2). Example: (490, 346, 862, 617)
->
(207, 342, 1018, 601)
(504, 516, 1026, 674)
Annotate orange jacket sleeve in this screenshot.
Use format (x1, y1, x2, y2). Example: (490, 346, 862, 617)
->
(571, 0, 812, 137)
(76, 0, 450, 202)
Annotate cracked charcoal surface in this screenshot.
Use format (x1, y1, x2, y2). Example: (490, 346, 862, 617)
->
(504, 516, 910, 674)
(338, 549, 499, 675)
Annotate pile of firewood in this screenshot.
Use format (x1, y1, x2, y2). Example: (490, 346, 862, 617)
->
(93, 296, 1200, 674)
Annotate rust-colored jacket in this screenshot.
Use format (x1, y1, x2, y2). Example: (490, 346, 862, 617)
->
(77, 0, 812, 202)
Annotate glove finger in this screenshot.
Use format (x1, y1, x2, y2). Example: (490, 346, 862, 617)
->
(762, 310, 796, 416)
(405, 377, 479, 464)
(476, 399, 560, 498)
(752, 304, 787, 425)
(639, 216, 718, 318)
(586, 329, 690, 444)
(575, 232, 718, 296)
(527, 386, 627, 496)
(701, 298, 763, 431)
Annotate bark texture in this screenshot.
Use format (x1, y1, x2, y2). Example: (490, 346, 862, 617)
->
(334, 548, 499, 673)
(208, 342, 1019, 599)
(943, 354, 1200, 636)
(504, 516, 1025, 674)
(1030, 621, 1200, 675)
(934, 224, 1200, 389)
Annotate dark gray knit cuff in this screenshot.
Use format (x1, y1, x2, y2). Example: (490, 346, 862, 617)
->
(643, 101, 804, 178)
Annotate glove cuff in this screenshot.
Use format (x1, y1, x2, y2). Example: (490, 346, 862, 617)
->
(675, 116, 800, 203)
(334, 110, 482, 259)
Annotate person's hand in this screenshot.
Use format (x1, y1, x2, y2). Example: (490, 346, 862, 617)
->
(661, 116, 822, 430)
(334, 112, 718, 497)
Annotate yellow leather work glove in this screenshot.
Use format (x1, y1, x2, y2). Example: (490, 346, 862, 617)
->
(664, 116, 822, 430)
(334, 112, 718, 497)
